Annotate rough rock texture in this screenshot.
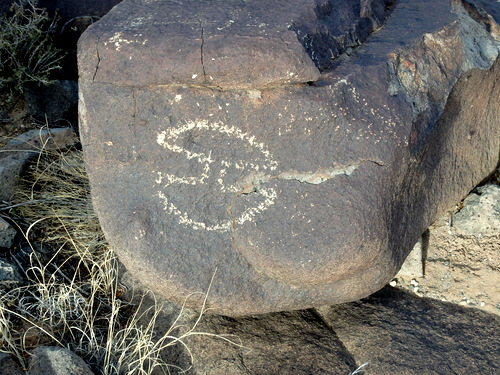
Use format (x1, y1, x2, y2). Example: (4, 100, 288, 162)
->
(79, 0, 500, 316)
(0, 258, 24, 292)
(317, 286, 500, 374)
(0, 217, 16, 248)
(121, 273, 500, 375)
(0, 352, 24, 375)
(0, 127, 78, 202)
(27, 346, 94, 375)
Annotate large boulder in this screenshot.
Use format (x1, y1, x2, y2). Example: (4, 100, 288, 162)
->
(78, 0, 500, 316)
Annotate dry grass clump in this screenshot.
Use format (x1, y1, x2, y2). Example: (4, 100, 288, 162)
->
(0, 132, 221, 374)
(0, 0, 63, 101)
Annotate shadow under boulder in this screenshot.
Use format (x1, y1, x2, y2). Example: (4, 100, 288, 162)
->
(317, 286, 500, 374)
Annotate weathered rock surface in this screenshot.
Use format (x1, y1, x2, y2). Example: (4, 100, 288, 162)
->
(180, 310, 356, 375)
(79, 0, 500, 315)
(0, 217, 16, 248)
(0, 127, 78, 202)
(317, 286, 500, 374)
(0, 258, 24, 292)
(27, 346, 94, 375)
(0, 352, 24, 375)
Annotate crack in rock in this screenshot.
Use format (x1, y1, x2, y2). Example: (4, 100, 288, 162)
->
(235, 160, 385, 194)
(92, 37, 101, 82)
(200, 21, 207, 81)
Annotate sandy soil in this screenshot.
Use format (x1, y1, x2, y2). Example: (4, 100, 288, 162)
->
(393, 182, 500, 316)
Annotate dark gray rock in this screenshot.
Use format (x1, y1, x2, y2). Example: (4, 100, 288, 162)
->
(28, 346, 93, 375)
(24, 80, 78, 124)
(0, 353, 24, 375)
(182, 310, 357, 375)
(0, 127, 78, 202)
(0, 217, 16, 248)
(119, 271, 358, 375)
(78, 0, 500, 316)
(79, 0, 392, 89)
(0, 258, 24, 291)
(317, 286, 500, 374)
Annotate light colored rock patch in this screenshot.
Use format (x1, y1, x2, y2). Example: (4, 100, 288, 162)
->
(395, 184, 500, 315)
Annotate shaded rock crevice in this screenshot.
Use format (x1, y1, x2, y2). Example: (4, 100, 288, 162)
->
(387, 0, 500, 154)
(290, 0, 395, 71)
(92, 37, 101, 82)
(199, 21, 207, 82)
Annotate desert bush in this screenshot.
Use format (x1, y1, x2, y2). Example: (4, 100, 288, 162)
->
(0, 0, 64, 101)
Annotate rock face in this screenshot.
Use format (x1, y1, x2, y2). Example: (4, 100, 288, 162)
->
(124, 278, 500, 375)
(0, 128, 78, 202)
(181, 310, 357, 375)
(28, 346, 94, 375)
(453, 184, 500, 237)
(0, 218, 16, 248)
(78, 0, 500, 316)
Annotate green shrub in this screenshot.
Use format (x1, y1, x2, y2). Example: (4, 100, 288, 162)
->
(0, 0, 64, 101)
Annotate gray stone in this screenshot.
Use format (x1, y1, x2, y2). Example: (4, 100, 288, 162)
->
(79, 0, 391, 89)
(78, 0, 500, 316)
(0, 127, 78, 202)
(28, 346, 94, 375)
(0, 217, 16, 248)
(452, 184, 500, 237)
(0, 352, 24, 375)
(24, 80, 79, 124)
(317, 286, 500, 374)
(0, 258, 25, 291)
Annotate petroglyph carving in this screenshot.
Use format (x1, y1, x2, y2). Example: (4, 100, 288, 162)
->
(155, 119, 278, 232)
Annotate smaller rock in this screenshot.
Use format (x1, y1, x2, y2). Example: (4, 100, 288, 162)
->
(24, 80, 78, 124)
(453, 184, 500, 237)
(0, 258, 25, 291)
(0, 217, 17, 248)
(0, 127, 78, 202)
(0, 353, 24, 375)
(28, 346, 93, 375)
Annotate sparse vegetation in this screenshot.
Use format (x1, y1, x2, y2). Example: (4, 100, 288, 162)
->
(0, 129, 234, 374)
(0, 0, 64, 101)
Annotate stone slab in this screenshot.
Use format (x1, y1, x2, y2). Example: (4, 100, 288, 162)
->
(317, 286, 500, 374)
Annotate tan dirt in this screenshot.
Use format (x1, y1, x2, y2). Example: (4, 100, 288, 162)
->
(393, 199, 500, 316)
